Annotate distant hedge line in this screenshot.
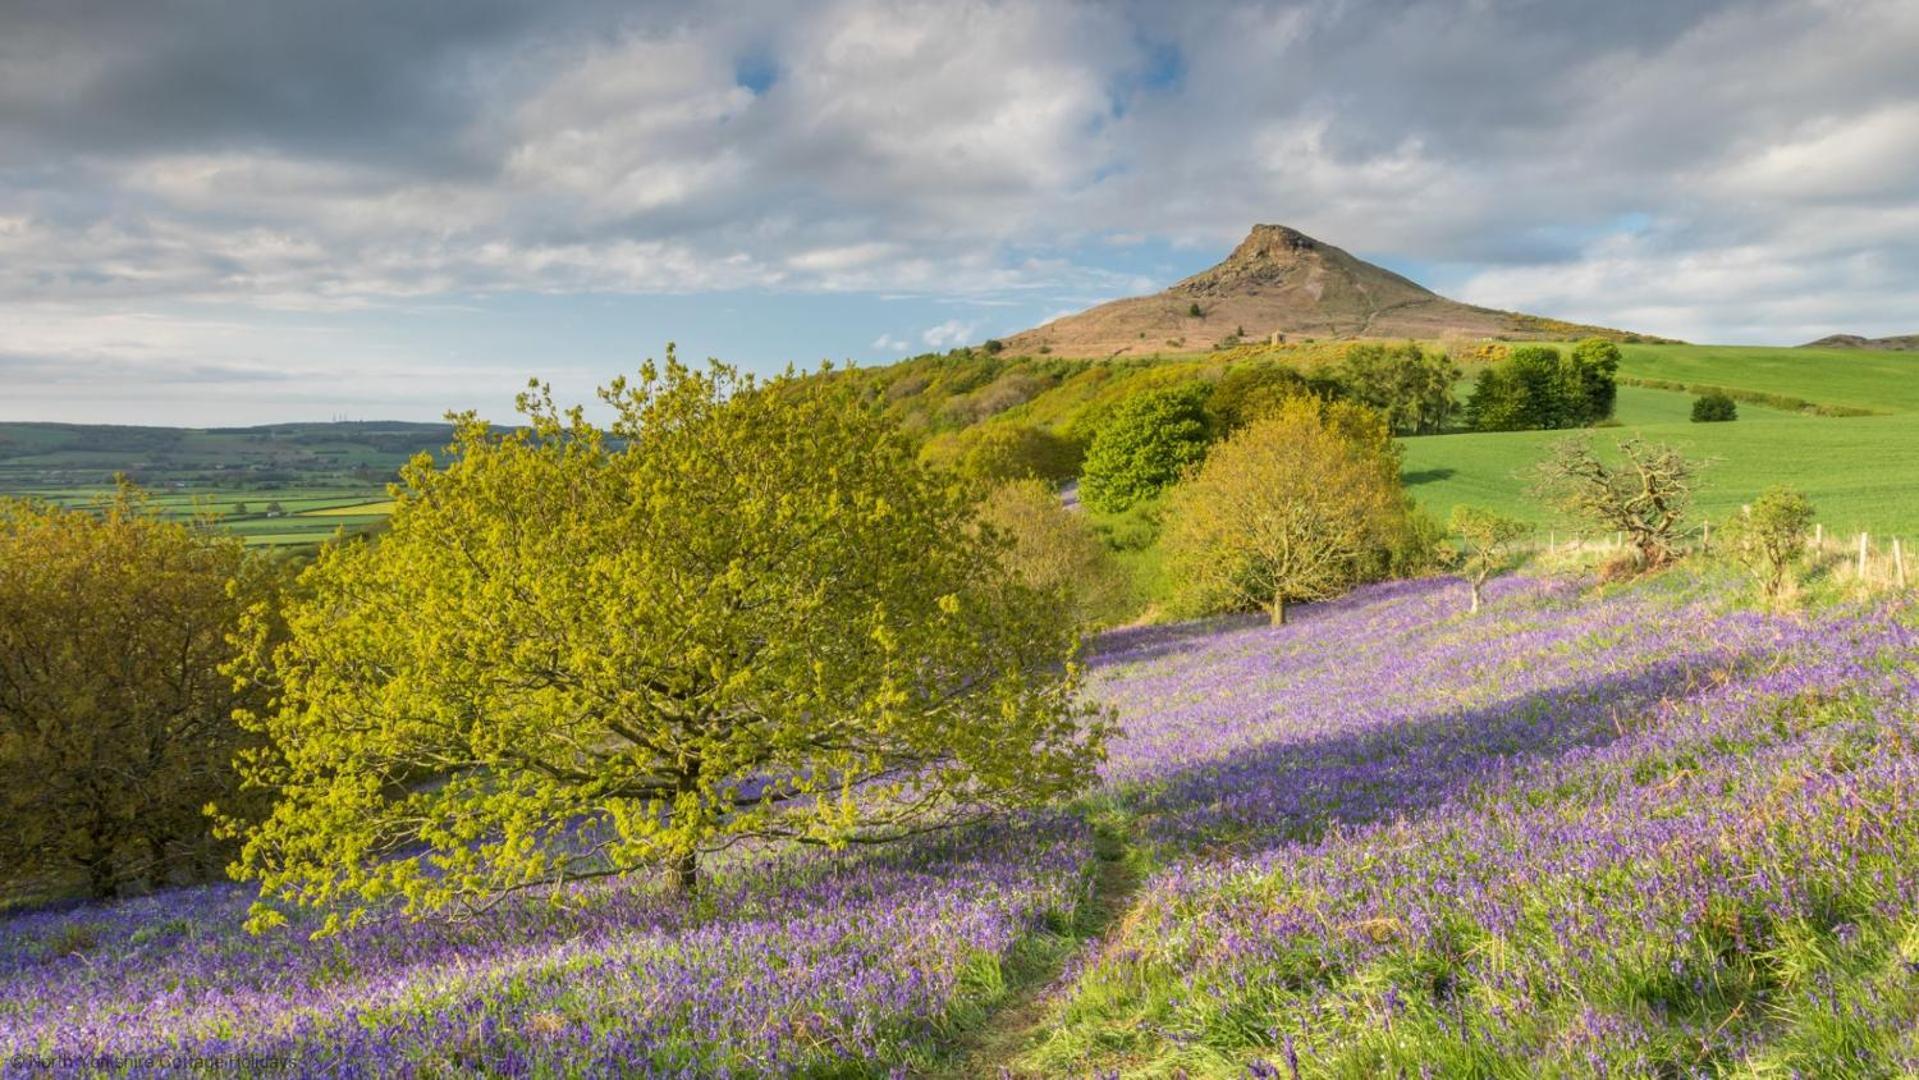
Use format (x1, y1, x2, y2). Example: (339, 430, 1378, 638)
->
(1616, 377, 1877, 417)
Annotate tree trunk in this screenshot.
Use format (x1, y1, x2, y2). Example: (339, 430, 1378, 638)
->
(1270, 593, 1287, 627)
(671, 850, 699, 896)
(1469, 579, 1482, 614)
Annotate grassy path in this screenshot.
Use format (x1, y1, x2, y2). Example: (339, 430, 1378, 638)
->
(930, 815, 1143, 1078)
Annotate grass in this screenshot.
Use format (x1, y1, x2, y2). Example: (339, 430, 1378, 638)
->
(1615, 343, 1919, 415)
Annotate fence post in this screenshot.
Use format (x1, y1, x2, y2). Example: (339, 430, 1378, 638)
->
(1858, 532, 1870, 580)
(1815, 522, 1823, 550)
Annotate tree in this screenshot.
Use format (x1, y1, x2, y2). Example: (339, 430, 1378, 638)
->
(1692, 392, 1738, 422)
(1567, 338, 1622, 423)
(1207, 363, 1316, 433)
(1337, 342, 1461, 435)
(1188, 301, 1204, 318)
(977, 479, 1128, 627)
(1448, 505, 1532, 614)
(1533, 435, 1698, 569)
(0, 485, 276, 899)
(224, 356, 1105, 933)
(1725, 485, 1814, 598)
(951, 424, 1079, 485)
(1079, 384, 1213, 513)
(1467, 342, 1618, 431)
(1162, 397, 1403, 625)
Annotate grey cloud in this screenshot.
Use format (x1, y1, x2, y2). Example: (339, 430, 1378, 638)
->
(0, 0, 1916, 344)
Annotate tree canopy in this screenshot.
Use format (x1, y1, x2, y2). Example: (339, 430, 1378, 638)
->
(1078, 383, 1214, 513)
(1467, 339, 1619, 432)
(0, 485, 276, 899)
(225, 356, 1106, 934)
(1162, 398, 1404, 625)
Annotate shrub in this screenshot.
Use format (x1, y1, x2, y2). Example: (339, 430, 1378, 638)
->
(952, 425, 1080, 485)
(1692, 392, 1738, 422)
(1162, 398, 1404, 625)
(1079, 384, 1214, 513)
(978, 480, 1129, 627)
(1725, 485, 1814, 598)
(0, 484, 279, 899)
(224, 355, 1107, 929)
(1449, 505, 1532, 613)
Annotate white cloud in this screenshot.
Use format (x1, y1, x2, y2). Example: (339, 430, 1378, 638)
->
(870, 333, 911, 352)
(920, 319, 976, 349)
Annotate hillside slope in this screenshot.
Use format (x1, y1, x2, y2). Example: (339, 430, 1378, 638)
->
(1802, 333, 1919, 351)
(1000, 225, 1658, 358)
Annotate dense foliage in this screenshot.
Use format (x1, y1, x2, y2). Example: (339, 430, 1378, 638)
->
(976, 479, 1128, 627)
(1336, 341, 1460, 435)
(1692, 390, 1739, 422)
(1077, 383, 1214, 513)
(225, 358, 1105, 933)
(1466, 338, 1619, 431)
(1162, 398, 1403, 624)
(0, 487, 277, 900)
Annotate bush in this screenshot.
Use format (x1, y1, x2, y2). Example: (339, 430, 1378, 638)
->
(978, 480, 1129, 627)
(1691, 392, 1738, 422)
(1161, 398, 1404, 625)
(0, 485, 279, 899)
(1079, 384, 1214, 513)
(1724, 485, 1814, 598)
(921, 424, 1080, 485)
(225, 356, 1107, 928)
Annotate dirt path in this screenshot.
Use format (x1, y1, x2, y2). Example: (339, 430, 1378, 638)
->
(928, 820, 1143, 1078)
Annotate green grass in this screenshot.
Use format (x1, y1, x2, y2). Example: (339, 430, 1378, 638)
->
(1615, 343, 1919, 415)
(1402, 392, 1919, 537)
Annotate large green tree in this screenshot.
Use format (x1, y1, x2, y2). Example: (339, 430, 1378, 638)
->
(1336, 342, 1460, 435)
(1078, 384, 1213, 513)
(1162, 398, 1404, 625)
(0, 485, 276, 899)
(226, 356, 1105, 933)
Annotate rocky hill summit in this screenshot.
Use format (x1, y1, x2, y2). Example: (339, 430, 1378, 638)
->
(998, 224, 1656, 358)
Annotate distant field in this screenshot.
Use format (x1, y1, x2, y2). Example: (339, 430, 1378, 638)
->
(12, 486, 394, 548)
(1614, 343, 1919, 414)
(1401, 384, 1919, 537)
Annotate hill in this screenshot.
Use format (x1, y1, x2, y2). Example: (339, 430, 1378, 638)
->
(999, 224, 1663, 358)
(10, 573, 1918, 1075)
(1802, 333, 1919, 351)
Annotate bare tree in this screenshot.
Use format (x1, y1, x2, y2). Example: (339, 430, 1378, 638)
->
(1532, 435, 1699, 569)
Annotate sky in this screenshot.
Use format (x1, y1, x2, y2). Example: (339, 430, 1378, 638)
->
(3, 0, 1917, 425)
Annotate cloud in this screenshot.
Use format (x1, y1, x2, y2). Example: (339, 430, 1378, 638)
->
(919, 319, 977, 349)
(870, 333, 912, 353)
(3, 0, 1919, 414)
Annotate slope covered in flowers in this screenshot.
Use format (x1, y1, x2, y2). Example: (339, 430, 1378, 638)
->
(0, 816, 1091, 1077)
(7, 573, 1918, 1077)
(1036, 574, 1919, 1076)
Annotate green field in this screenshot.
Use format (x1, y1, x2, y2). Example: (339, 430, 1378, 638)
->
(1615, 343, 1919, 414)
(1402, 349, 1919, 538)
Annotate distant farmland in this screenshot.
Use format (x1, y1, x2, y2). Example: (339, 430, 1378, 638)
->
(1401, 343, 1919, 538)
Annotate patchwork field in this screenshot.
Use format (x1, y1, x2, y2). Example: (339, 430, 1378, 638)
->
(7, 572, 1917, 1076)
